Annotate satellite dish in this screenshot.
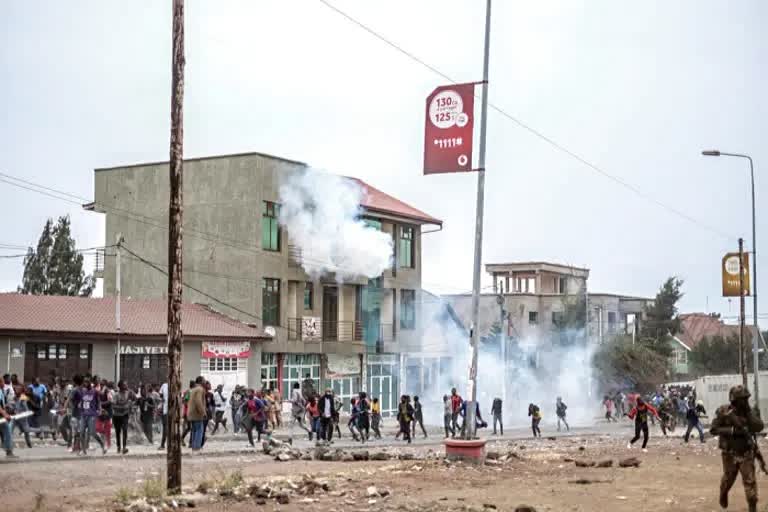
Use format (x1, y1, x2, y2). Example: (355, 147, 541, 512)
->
(264, 326, 276, 338)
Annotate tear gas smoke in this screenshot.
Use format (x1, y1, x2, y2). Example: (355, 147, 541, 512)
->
(278, 169, 393, 280)
(416, 299, 598, 428)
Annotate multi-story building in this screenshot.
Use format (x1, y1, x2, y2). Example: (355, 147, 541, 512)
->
(446, 261, 651, 351)
(86, 151, 442, 414)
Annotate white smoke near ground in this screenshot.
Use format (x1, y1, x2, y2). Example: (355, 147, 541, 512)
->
(416, 300, 598, 429)
(278, 169, 393, 280)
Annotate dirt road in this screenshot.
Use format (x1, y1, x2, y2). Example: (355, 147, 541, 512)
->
(0, 432, 759, 511)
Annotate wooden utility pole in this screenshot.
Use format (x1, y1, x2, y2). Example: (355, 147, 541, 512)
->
(167, 0, 185, 494)
(739, 238, 747, 388)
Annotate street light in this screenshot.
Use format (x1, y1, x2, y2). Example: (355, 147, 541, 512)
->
(702, 149, 761, 408)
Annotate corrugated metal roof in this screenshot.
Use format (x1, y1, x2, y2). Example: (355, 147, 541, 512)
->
(0, 293, 265, 339)
(678, 313, 739, 349)
(347, 177, 442, 226)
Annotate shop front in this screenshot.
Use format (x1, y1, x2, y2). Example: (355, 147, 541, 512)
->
(119, 344, 168, 386)
(200, 341, 251, 394)
(24, 342, 92, 384)
(327, 353, 361, 413)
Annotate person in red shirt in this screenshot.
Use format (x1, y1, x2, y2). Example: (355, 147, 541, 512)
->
(627, 397, 660, 451)
(450, 387, 463, 438)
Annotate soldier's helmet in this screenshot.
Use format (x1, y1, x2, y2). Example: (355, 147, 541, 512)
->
(729, 385, 751, 401)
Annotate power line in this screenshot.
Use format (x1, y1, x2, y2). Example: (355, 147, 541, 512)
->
(316, 0, 734, 241)
(122, 245, 284, 329)
(0, 171, 466, 283)
(0, 245, 111, 259)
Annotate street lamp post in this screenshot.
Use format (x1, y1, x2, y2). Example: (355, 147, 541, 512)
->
(703, 150, 761, 408)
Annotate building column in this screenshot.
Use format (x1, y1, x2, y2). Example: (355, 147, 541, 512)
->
(247, 344, 263, 390)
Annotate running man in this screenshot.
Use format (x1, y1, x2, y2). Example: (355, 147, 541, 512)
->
(627, 397, 660, 452)
(411, 396, 427, 439)
(528, 403, 542, 438)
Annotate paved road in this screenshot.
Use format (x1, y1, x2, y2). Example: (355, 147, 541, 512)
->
(1, 420, 635, 463)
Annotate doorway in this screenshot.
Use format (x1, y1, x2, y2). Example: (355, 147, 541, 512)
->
(323, 286, 338, 341)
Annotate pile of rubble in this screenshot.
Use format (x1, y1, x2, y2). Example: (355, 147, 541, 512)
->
(261, 438, 426, 463)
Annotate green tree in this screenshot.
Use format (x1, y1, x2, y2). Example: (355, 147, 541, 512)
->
(593, 335, 669, 392)
(690, 332, 765, 376)
(689, 335, 739, 375)
(19, 216, 94, 296)
(637, 277, 684, 358)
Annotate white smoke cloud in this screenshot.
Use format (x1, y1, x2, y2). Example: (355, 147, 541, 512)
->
(415, 299, 599, 428)
(278, 169, 393, 281)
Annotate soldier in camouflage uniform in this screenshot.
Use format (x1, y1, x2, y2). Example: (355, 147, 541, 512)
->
(710, 385, 764, 512)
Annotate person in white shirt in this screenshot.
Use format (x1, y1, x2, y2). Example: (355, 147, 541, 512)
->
(158, 382, 169, 450)
(211, 384, 228, 434)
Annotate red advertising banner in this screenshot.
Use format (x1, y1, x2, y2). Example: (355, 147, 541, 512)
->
(201, 341, 251, 359)
(424, 82, 476, 174)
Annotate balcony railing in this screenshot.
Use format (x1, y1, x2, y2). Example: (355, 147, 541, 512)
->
(287, 318, 363, 342)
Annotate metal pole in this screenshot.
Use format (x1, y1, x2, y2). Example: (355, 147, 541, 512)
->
(740, 238, 748, 388)
(6, 338, 10, 374)
(115, 234, 123, 383)
(499, 294, 506, 407)
(465, 0, 492, 440)
(748, 157, 759, 409)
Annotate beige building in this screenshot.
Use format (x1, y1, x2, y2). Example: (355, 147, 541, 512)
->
(446, 261, 651, 350)
(86, 151, 441, 414)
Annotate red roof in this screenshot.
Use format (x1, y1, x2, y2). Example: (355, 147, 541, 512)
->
(347, 177, 442, 226)
(678, 313, 739, 349)
(0, 294, 265, 339)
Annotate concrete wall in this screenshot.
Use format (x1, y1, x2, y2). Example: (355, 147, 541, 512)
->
(95, 153, 427, 358)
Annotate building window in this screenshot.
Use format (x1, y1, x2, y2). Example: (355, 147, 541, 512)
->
(281, 354, 320, 400)
(262, 201, 280, 251)
(58, 345, 67, 359)
(559, 277, 567, 294)
(398, 226, 414, 268)
(261, 353, 279, 391)
(607, 312, 617, 332)
(529, 311, 539, 325)
(142, 356, 151, 369)
(552, 311, 564, 327)
(80, 347, 89, 359)
(400, 289, 416, 329)
(263, 278, 281, 326)
(304, 282, 313, 310)
(676, 347, 688, 365)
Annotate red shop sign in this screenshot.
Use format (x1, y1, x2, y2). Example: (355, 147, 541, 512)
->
(423, 82, 476, 174)
(201, 341, 251, 359)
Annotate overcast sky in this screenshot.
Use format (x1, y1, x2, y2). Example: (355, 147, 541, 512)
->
(1, 1, 766, 323)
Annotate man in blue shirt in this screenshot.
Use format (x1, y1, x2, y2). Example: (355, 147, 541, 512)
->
(28, 377, 48, 429)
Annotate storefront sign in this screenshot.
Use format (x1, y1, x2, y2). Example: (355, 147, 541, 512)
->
(120, 345, 168, 355)
(302, 317, 321, 341)
(201, 341, 251, 359)
(326, 354, 360, 378)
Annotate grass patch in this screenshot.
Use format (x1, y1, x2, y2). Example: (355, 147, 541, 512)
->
(115, 487, 138, 505)
(141, 477, 166, 502)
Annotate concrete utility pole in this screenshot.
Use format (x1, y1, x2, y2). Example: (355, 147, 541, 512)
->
(115, 233, 124, 383)
(465, 0, 492, 440)
(166, 0, 185, 494)
(740, 238, 748, 388)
